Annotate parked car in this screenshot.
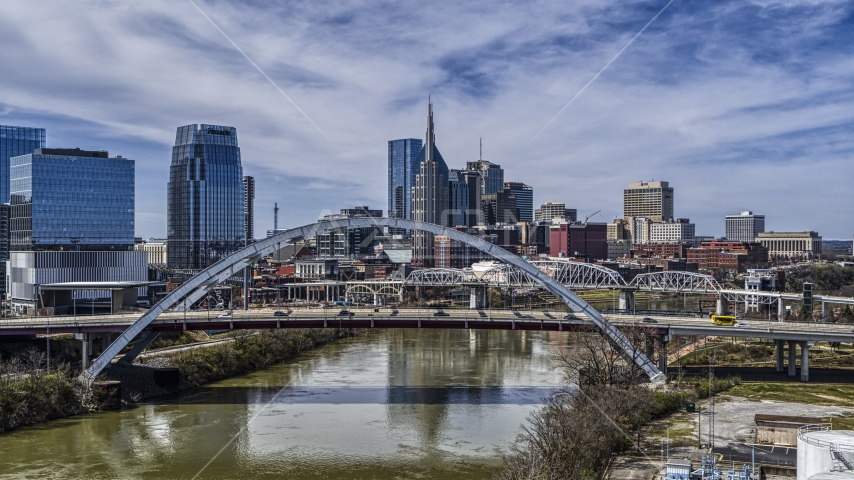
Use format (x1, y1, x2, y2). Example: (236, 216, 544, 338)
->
(641, 317, 657, 323)
(273, 311, 288, 317)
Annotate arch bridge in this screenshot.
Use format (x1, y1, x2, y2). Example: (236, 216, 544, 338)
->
(80, 218, 664, 385)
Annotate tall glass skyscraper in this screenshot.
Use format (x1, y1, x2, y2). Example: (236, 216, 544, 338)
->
(387, 138, 423, 224)
(168, 124, 245, 269)
(0, 125, 46, 203)
(9, 148, 135, 249)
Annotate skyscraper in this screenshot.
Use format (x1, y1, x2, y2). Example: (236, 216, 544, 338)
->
(168, 125, 245, 269)
(412, 101, 449, 266)
(466, 159, 504, 195)
(623, 181, 674, 222)
(504, 182, 533, 223)
(7, 148, 145, 311)
(387, 138, 423, 226)
(448, 169, 470, 227)
(0, 125, 46, 203)
(243, 176, 255, 242)
(726, 211, 765, 242)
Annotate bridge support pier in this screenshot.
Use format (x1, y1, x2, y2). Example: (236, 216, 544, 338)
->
(469, 288, 484, 309)
(776, 340, 785, 372)
(821, 302, 827, 324)
(800, 341, 811, 382)
(75, 333, 92, 370)
(619, 290, 634, 312)
(716, 296, 729, 316)
(658, 336, 669, 376)
(645, 336, 655, 360)
(788, 340, 797, 377)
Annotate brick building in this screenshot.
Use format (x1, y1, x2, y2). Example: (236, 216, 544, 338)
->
(549, 223, 608, 261)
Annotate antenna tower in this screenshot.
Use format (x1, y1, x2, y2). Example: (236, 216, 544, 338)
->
(274, 203, 279, 231)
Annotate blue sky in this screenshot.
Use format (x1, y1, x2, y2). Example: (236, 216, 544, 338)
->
(0, 0, 852, 239)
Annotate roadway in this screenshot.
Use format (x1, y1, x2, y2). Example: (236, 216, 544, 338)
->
(1, 307, 853, 343)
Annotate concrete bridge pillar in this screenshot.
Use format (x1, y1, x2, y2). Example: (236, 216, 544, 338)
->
(776, 340, 785, 372)
(618, 290, 635, 312)
(469, 288, 483, 309)
(658, 336, 669, 376)
(75, 333, 92, 370)
(373, 292, 380, 306)
(821, 302, 827, 324)
(800, 341, 811, 382)
(716, 296, 729, 316)
(788, 340, 797, 377)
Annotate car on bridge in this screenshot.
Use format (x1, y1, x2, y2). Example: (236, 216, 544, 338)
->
(338, 310, 353, 316)
(217, 313, 232, 319)
(273, 311, 289, 317)
(642, 317, 657, 324)
(434, 310, 450, 317)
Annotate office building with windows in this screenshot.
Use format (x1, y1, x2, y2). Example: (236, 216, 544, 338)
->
(534, 201, 576, 223)
(482, 192, 518, 225)
(466, 160, 504, 195)
(167, 124, 245, 269)
(387, 138, 423, 231)
(318, 206, 383, 258)
(412, 102, 449, 266)
(725, 211, 765, 242)
(624, 181, 674, 222)
(242, 176, 255, 242)
(1, 125, 46, 203)
(504, 182, 533, 223)
(448, 169, 470, 227)
(7, 148, 145, 311)
(649, 219, 695, 244)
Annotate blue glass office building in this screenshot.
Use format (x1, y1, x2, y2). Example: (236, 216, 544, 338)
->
(387, 138, 423, 223)
(168, 124, 245, 269)
(9, 148, 135, 249)
(0, 125, 46, 203)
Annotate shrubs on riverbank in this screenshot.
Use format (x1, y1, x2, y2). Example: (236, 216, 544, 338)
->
(0, 353, 84, 433)
(157, 328, 368, 388)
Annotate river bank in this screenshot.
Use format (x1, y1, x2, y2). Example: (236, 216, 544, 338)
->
(0, 328, 371, 434)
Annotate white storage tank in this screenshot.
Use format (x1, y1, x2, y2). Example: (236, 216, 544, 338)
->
(798, 426, 854, 480)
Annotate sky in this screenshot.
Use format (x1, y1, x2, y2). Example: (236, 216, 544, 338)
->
(0, 0, 852, 239)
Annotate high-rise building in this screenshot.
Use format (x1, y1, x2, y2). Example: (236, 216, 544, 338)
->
(549, 223, 608, 260)
(482, 192, 518, 225)
(387, 138, 423, 227)
(167, 125, 245, 269)
(0, 203, 9, 297)
(535, 201, 575, 223)
(243, 176, 255, 242)
(412, 102, 449, 267)
(7, 148, 145, 311)
(624, 181, 674, 222)
(461, 170, 482, 227)
(448, 169, 470, 227)
(726, 211, 765, 242)
(649, 218, 695, 244)
(0, 125, 46, 203)
(466, 160, 503, 195)
(607, 218, 632, 241)
(504, 182, 533, 223)
(318, 206, 383, 258)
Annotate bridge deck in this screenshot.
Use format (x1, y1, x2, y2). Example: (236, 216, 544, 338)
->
(2, 309, 852, 343)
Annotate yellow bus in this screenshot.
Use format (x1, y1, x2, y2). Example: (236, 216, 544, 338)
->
(710, 315, 736, 326)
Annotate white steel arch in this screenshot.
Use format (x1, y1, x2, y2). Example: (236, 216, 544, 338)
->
(630, 271, 720, 293)
(405, 268, 478, 286)
(80, 218, 664, 384)
(531, 260, 627, 290)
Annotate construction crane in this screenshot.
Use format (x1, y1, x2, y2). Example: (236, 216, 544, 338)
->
(583, 210, 601, 225)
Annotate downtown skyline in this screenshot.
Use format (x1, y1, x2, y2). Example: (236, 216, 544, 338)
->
(0, 1, 852, 239)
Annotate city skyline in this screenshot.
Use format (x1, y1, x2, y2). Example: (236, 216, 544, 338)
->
(0, 1, 852, 238)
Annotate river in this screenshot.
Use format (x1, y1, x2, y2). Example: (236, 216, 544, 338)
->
(0, 328, 569, 479)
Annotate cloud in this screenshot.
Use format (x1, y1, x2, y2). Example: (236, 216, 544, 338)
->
(0, 0, 851, 238)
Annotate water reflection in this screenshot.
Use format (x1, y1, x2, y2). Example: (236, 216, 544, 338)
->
(0, 328, 569, 479)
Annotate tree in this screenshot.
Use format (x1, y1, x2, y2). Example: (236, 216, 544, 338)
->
(554, 327, 651, 391)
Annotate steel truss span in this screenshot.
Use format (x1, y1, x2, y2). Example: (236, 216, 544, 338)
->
(80, 218, 664, 385)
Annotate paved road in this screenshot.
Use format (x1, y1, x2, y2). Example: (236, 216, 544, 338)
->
(1, 308, 853, 342)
